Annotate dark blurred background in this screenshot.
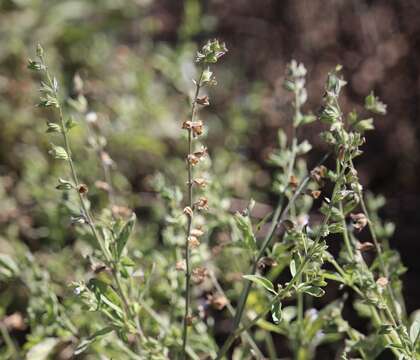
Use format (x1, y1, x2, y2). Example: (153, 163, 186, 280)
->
(0, 0, 419, 357)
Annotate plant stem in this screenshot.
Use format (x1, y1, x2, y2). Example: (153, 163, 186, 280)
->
(223, 152, 330, 355)
(209, 271, 265, 358)
(40, 56, 143, 348)
(349, 160, 402, 325)
(216, 160, 342, 359)
(181, 68, 204, 359)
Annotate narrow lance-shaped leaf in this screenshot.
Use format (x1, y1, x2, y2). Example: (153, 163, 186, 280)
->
(234, 212, 257, 251)
(243, 274, 276, 294)
(115, 213, 136, 259)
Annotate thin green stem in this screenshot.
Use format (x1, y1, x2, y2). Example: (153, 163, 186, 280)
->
(216, 161, 343, 359)
(181, 68, 204, 359)
(222, 152, 330, 357)
(39, 55, 143, 349)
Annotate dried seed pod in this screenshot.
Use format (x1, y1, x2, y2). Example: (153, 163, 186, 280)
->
(350, 213, 368, 232)
(192, 267, 208, 284)
(183, 206, 193, 218)
(289, 175, 298, 189)
(208, 294, 228, 310)
(190, 228, 204, 237)
(111, 205, 132, 218)
(311, 165, 327, 184)
(376, 277, 389, 288)
(196, 96, 210, 106)
(194, 197, 209, 211)
(356, 241, 375, 252)
(188, 236, 200, 249)
(257, 257, 278, 271)
(176, 260, 187, 272)
(77, 183, 89, 195)
(193, 178, 208, 188)
(187, 154, 200, 166)
(282, 219, 295, 232)
(95, 180, 111, 192)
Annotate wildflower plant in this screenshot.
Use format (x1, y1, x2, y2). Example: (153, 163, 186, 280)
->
(6, 40, 417, 359)
(181, 39, 227, 358)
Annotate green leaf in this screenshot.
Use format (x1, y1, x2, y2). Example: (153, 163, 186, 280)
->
(115, 213, 136, 259)
(410, 320, 420, 345)
(328, 222, 344, 234)
(75, 327, 113, 355)
(26, 338, 59, 360)
(378, 324, 393, 335)
(304, 286, 325, 297)
(234, 212, 257, 251)
(0, 254, 19, 278)
(46, 122, 61, 133)
(243, 274, 276, 294)
(365, 91, 387, 115)
(48, 144, 68, 160)
(289, 259, 296, 277)
(271, 301, 282, 324)
(354, 118, 374, 133)
(56, 178, 74, 190)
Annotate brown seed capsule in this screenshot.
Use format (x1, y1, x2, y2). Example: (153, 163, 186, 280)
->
(194, 197, 209, 211)
(176, 260, 186, 272)
(100, 151, 114, 166)
(376, 277, 389, 288)
(187, 154, 200, 166)
(257, 256, 278, 271)
(306, 189, 321, 199)
(356, 241, 375, 252)
(192, 267, 208, 284)
(77, 183, 88, 195)
(191, 120, 204, 137)
(193, 178, 208, 188)
(188, 236, 200, 249)
(183, 206, 193, 218)
(350, 213, 368, 232)
(193, 146, 208, 158)
(3, 312, 26, 331)
(185, 315, 194, 326)
(209, 294, 228, 310)
(196, 96, 210, 106)
(95, 180, 111, 192)
(190, 228, 204, 237)
(111, 205, 132, 218)
(289, 175, 298, 189)
(282, 219, 295, 232)
(311, 165, 327, 184)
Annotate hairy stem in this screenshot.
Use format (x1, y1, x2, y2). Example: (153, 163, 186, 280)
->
(182, 68, 204, 359)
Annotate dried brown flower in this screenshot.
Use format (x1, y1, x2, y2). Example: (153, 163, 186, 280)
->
(176, 260, 187, 272)
(257, 256, 278, 271)
(77, 183, 89, 195)
(192, 267, 208, 284)
(111, 205, 132, 218)
(194, 197, 209, 211)
(193, 178, 208, 188)
(190, 228, 204, 237)
(376, 277, 389, 288)
(183, 206, 193, 218)
(95, 180, 111, 192)
(208, 294, 228, 310)
(350, 213, 368, 232)
(196, 96, 210, 106)
(188, 236, 200, 249)
(356, 241, 375, 252)
(289, 175, 298, 189)
(311, 165, 327, 184)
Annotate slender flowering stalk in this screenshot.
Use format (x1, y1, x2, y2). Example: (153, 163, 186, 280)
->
(28, 45, 143, 351)
(181, 40, 227, 358)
